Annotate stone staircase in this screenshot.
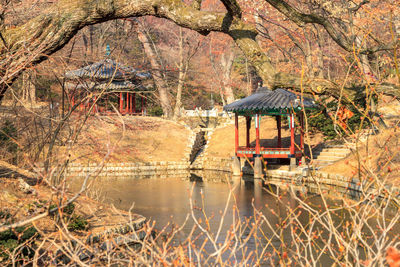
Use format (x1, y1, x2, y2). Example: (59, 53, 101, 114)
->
(306, 127, 381, 168)
(308, 144, 354, 168)
(190, 147, 206, 169)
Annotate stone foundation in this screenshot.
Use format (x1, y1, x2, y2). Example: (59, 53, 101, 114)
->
(65, 162, 190, 178)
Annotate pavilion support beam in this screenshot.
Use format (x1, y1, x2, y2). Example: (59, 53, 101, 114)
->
(290, 113, 296, 171)
(126, 93, 129, 114)
(129, 93, 133, 114)
(126, 92, 129, 113)
(254, 113, 263, 178)
(234, 113, 239, 155)
(255, 114, 260, 155)
(300, 112, 305, 166)
(119, 92, 123, 114)
(133, 93, 136, 113)
(276, 115, 282, 148)
(246, 116, 251, 147)
(300, 113, 304, 151)
(290, 114, 295, 154)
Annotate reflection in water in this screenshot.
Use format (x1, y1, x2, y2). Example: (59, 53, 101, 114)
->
(69, 171, 400, 265)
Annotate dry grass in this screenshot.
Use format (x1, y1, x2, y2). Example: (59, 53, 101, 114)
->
(0, 178, 141, 238)
(57, 115, 191, 164)
(322, 129, 400, 186)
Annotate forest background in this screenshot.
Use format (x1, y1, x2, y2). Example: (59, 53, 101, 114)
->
(1, 0, 399, 120)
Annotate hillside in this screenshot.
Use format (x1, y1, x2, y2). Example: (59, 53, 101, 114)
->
(322, 129, 400, 186)
(58, 115, 191, 164)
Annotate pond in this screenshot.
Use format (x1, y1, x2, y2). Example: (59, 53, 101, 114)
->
(69, 171, 400, 265)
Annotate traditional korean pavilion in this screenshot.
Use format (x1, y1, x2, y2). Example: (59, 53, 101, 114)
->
(223, 87, 316, 175)
(65, 59, 152, 115)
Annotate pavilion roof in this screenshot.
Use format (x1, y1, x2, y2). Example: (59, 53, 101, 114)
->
(65, 59, 151, 81)
(223, 87, 316, 114)
(66, 80, 150, 92)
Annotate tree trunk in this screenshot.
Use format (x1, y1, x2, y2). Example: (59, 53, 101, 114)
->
(221, 49, 235, 104)
(137, 27, 172, 117)
(304, 35, 313, 78)
(173, 28, 187, 120)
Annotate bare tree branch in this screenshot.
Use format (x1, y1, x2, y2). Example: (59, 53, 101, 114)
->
(264, 0, 393, 54)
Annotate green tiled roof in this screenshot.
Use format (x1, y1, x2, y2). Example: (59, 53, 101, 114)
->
(223, 87, 316, 114)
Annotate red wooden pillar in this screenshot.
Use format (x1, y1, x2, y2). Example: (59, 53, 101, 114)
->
(119, 92, 123, 113)
(246, 116, 251, 147)
(126, 92, 129, 113)
(255, 114, 260, 155)
(290, 113, 295, 154)
(234, 113, 239, 154)
(300, 113, 304, 151)
(277, 115, 282, 148)
(133, 93, 136, 113)
(129, 93, 133, 114)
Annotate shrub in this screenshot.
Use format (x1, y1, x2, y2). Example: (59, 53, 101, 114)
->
(49, 203, 88, 232)
(0, 226, 38, 262)
(307, 96, 371, 139)
(148, 106, 163, 116)
(67, 215, 89, 231)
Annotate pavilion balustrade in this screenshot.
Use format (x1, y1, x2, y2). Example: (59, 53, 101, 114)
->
(234, 112, 305, 160)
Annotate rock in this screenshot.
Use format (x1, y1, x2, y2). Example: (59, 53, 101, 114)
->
(18, 178, 36, 194)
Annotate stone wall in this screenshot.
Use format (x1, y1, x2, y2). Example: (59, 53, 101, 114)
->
(202, 157, 233, 172)
(65, 162, 190, 178)
(260, 168, 400, 198)
(196, 155, 400, 198)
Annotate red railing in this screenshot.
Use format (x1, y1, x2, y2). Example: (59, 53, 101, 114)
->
(237, 146, 301, 153)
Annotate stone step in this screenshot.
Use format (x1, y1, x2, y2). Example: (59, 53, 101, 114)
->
(323, 147, 351, 152)
(308, 161, 330, 167)
(315, 151, 350, 157)
(315, 155, 345, 161)
(324, 144, 356, 149)
(311, 146, 350, 152)
(312, 160, 333, 165)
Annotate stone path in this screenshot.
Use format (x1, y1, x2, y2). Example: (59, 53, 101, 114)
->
(308, 129, 377, 168)
(309, 144, 353, 168)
